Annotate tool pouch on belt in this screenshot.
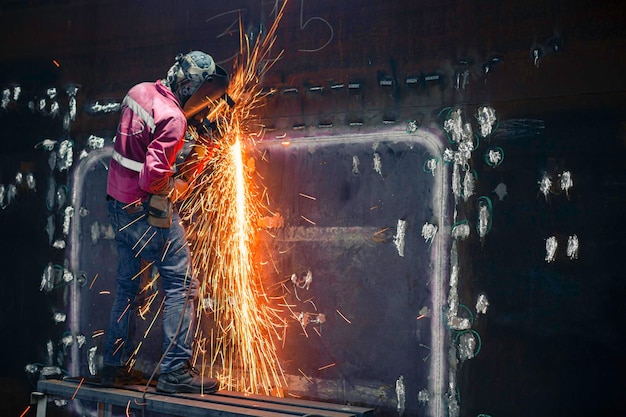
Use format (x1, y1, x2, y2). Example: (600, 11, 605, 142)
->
(148, 194, 172, 228)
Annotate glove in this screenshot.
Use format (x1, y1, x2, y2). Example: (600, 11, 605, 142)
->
(147, 177, 186, 228)
(171, 178, 189, 202)
(178, 143, 213, 182)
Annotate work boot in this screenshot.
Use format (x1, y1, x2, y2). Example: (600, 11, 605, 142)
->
(101, 365, 143, 387)
(156, 361, 219, 394)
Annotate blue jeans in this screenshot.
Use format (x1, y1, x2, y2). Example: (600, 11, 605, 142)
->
(103, 198, 199, 374)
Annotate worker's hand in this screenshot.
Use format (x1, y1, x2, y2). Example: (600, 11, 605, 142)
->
(178, 143, 211, 182)
(170, 178, 190, 202)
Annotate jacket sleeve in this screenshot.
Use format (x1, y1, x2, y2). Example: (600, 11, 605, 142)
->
(138, 114, 186, 195)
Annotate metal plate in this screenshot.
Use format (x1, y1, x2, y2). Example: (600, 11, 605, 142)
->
(68, 128, 450, 416)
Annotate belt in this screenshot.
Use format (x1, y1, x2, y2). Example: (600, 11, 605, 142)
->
(107, 195, 145, 214)
(123, 202, 144, 214)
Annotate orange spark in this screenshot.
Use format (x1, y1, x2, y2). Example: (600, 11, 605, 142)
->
(19, 406, 30, 417)
(118, 214, 146, 231)
(89, 273, 99, 289)
(336, 309, 352, 324)
(298, 368, 313, 384)
(135, 230, 157, 257)
(71, 377, 84, 399)
(139, 274, 159, 294)
(298, 193, 316, 200)
(117, 303, 131, 322)
(161, 240, 173, 262)
(131, 227, 152, 251)
(132, 260, 155, 281)
(127, 341, 143, 366)
(112, 340, 124, 357)
(278, 245, 294, 254)
(318, 363, 336, 371)
(138, 292, 159, 320)
(143, 296, 165, 338)
(300, 215, 316, 225)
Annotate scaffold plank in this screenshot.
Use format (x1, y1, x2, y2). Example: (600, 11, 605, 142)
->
(36, 379, 373, 417)
(215, 390, 373, 417)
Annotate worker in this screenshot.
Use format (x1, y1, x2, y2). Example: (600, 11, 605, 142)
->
(101, 51, 229, 393)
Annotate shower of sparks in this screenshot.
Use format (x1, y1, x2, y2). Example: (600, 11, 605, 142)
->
(176, 3, 289, 395)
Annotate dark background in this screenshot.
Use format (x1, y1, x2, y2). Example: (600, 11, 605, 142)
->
(0, 1, 625, 416)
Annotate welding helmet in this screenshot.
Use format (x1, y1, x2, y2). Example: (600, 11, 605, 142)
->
(163, 51, 230, 119)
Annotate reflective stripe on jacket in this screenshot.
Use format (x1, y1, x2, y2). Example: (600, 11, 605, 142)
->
(106, 80, 186, 204)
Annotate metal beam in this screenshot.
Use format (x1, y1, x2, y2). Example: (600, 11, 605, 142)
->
(214, 390, 373, 417)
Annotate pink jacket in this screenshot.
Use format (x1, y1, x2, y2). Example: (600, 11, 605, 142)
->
(107, 80, 186, 203)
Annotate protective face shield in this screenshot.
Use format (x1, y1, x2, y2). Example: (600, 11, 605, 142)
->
(182, 63, 230, 119)
(164, 51, 232, 119)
